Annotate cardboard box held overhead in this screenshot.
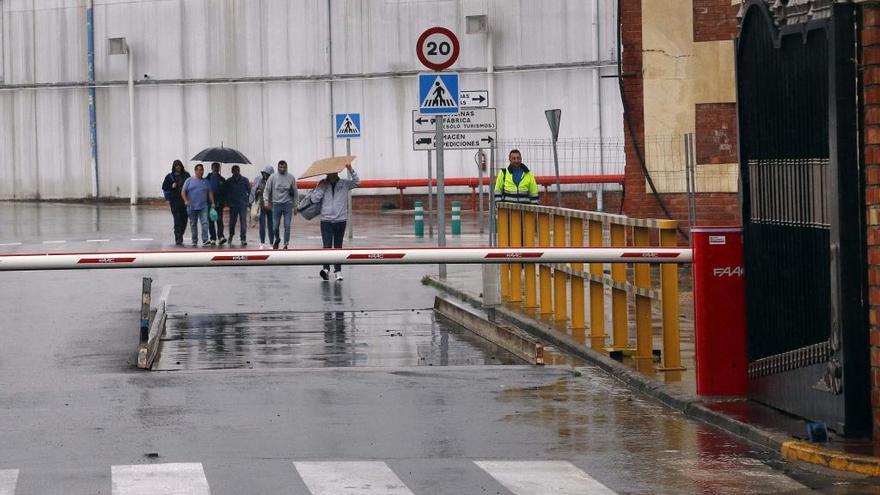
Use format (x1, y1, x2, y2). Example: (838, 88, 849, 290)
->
(298, 156, 356, 180)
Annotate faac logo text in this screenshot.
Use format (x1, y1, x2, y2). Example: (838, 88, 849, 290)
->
(713, 266, 744, 277)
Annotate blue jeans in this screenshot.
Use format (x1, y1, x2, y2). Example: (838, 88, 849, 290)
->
(272, 203, 293, 246)
(188, 208, 209, 244)
(259, 209, 275, 244)
(320, 221, 347, 272)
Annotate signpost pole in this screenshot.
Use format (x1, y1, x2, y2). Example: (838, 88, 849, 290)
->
(428, 150, 434, 238)
(346, 138, 353, 240)
(477, 149, 485, 234)
(545, 109, 563, 208)
(436, 115, 447, 279)
(489, 142, 496, 247)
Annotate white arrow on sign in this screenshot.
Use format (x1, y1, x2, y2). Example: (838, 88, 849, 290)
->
(460, 90, 489, 108)
(413, 131, 496, 151)
(412, 108, 496, 133)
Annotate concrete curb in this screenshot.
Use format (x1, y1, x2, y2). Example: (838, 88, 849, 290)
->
(137, 285, 170, 370)
(424, 276, 880, 477)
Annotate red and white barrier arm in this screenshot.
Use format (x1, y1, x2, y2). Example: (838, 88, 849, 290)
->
(0, 247, 693, 271)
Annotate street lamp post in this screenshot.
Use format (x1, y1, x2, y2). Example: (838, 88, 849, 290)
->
(109, 37, 137, 205)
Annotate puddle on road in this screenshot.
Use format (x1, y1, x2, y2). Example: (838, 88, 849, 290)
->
(154, 309, 530, 370)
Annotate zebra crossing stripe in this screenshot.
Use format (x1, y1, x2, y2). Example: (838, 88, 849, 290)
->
(111, 463, 210, 495)
(475, 461, 617, 495)
(294, 461, 414, 495)
(0, 469, 18, 495)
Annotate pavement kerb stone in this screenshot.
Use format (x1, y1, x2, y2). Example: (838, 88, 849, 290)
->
(424, 275, 880, 477)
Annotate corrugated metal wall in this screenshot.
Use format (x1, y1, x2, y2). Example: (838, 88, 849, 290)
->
(0, 0, 622, 199)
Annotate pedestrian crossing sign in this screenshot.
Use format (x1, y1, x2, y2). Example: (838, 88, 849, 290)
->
(335, 113, 361, 139)
(419, 72, 459, 115)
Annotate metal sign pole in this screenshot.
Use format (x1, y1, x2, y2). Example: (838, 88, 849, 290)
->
(477, 149, 485, 234)
(346, 138, 353, 240)
(436, 115, 447, 279)
(428, 150, 434, 238)
(551, 138, 562, 208)
(489, 142, 496, 247)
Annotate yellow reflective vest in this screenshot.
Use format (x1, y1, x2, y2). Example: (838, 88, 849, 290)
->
(494, 165, 539, 204)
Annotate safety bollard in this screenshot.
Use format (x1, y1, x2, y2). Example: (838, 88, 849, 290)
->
(609, 223, 629, 351)
(498, 207, 510, 300)
(633, 226, 653, 364)
(414, 201, 424, 237)
(553, 215, 568, 323)
(451, 201, 461, 236)
(570, 217, 585, 343)
(509, 208, 523, 304)
(658, 221, 685, 371)
(538, 212, 553, 316)
(523, 210, 538, 310)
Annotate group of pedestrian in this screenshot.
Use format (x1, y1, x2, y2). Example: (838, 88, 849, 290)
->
(162, 159, 360, 281)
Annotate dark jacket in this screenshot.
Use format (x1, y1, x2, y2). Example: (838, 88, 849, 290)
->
(224, 174, 251, 209)
(206, 172, 226, 207)
(162, 168, 191, 207)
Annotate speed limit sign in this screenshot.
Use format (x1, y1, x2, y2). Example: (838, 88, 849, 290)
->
(416, 27, 460, 71)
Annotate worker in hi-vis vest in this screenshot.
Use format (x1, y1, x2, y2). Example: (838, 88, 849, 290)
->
(494, 149, 540, 204)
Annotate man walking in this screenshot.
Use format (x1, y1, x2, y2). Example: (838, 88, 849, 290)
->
(225, 165, 250, 247)
(206, 162, 227, 246)
(161, 159, 190, 246)
(494, 149, 539, 204)
(264, 160, 297, 250)
(312, 163, 360, 281)
(181, 164, 215, 247)
(250, 165, 276, 249)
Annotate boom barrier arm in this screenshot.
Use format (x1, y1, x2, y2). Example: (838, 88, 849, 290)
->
(0, 247, 692, 271)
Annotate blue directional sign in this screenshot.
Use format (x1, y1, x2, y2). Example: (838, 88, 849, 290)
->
(335, 113, 361, 139)
(419, 72, 459, 115)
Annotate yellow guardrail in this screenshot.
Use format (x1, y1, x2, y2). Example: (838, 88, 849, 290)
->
(497, 203, 685, 372)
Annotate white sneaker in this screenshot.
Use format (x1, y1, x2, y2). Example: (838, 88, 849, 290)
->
(259, 243, 265, 249)
(335, 272, 344, 282)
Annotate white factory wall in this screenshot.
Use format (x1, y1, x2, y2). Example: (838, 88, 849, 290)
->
(0, 0, 622, 199)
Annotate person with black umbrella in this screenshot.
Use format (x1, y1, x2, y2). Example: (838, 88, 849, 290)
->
(206, 162, 227, 246)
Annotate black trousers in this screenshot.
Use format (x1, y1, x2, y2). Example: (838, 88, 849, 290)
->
(209, 205, 225, 241)
(170, 203, 188, 243)
(320, 221, 347, 272)
(228, 207, 247, 241)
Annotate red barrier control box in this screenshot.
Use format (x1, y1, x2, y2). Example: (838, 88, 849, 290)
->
(692, 227, 747, 396)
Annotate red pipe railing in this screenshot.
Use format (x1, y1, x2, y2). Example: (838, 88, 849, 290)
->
(297, 174, 624, 209)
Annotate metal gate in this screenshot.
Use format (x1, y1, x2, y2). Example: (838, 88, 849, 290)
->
(736, 0, 870, 436)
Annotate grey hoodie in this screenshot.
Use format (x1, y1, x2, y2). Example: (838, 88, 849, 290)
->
(264, 169, 297, 205)
(311, 170, 360, 222)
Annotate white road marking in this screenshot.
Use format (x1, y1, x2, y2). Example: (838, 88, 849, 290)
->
(294, 461, 414, 495)
(475, 460, 617, 495)
(0, 469, 18, 495)
(87, 239, 110, 243)
(130, 238, 154, 242)
(111, 462, 210, 495)
(306, 236, 369, 240)
(42, 240, 66, 244)
(0, 242, 22, 247)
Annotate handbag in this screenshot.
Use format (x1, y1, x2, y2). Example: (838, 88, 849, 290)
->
(296, 191, 321, 221)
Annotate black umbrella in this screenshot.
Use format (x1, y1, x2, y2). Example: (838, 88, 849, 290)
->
(190, 145, 252, 165)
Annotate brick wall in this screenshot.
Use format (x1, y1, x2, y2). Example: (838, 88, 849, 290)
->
(860, 2, 880, 441)
(621, 0, 740, 232)
(693, 0, 740, 42)
(695, 103, 739, 165)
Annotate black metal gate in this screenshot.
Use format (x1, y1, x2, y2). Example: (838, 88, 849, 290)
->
(736, 0, 870, 436)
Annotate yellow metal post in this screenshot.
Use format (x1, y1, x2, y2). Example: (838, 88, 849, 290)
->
(608, 223, 629, 351)
(570, 217, 585, 343)
(588, 220, 606, 349)
(553, 215, 568, 323)
(659, 222, 685, 371)
(523, 210, 538, 310)
(498, 206, 510, 301)
(538, 213, 553, 316)
(633, 226, 653, 363)
(509, 208, 523, 304)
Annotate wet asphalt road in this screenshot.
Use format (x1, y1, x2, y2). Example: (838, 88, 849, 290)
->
(1, 203, 879, 494)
